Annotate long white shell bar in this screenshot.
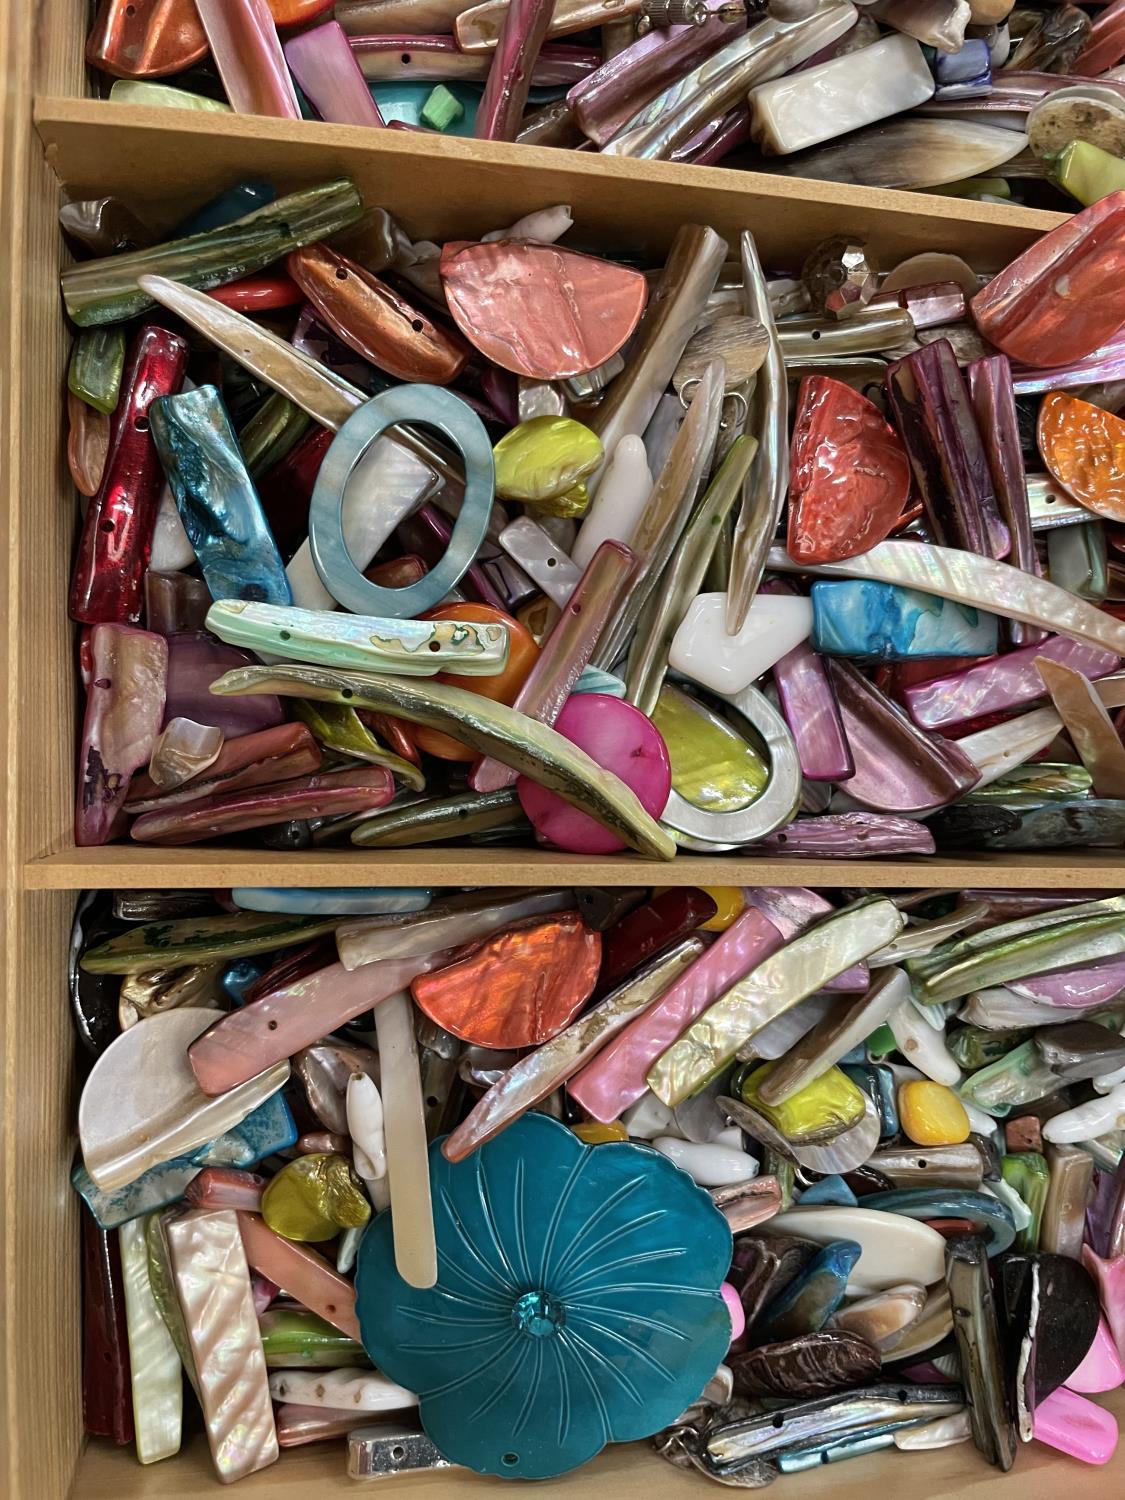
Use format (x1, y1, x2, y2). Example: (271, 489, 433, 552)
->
(119, 1216, 183, 1465)
(374, 990, 439, 1288)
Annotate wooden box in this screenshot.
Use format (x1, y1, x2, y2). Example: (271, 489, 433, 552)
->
(3, 4, 1124, 1498)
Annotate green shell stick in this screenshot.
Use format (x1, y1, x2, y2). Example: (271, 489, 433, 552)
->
(292, 700, 426, 791)
(626, 434, 758, 717)
(350, 787, 525, 847)
(210, 663, 679, 861)
(906, 896, 1125, 1004)
(68, 325, 126, 413)
(238, 392, 311, 478)
(81, 912, 342, 975)
(62, 179, 364, 327)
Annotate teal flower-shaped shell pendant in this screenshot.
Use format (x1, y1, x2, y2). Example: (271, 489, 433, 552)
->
(354, 1112, 732, 1479)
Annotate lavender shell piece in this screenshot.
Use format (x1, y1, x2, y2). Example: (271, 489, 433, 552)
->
(904, 636, 1120, 729)
(887, 340, 1009, 561)
(749, 813, 937, 857)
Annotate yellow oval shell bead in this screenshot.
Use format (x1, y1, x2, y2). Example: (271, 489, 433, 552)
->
(898, 1080, 971, 1146)
(700, 887, 745, 931)
(261, 1153, 372, 1241)
(572, 1121, 629, 1144)
(492, 417, 603, 511)
(739, 1062, 866, 1145)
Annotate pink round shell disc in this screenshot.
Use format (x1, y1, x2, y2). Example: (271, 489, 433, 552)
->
(516, 693, 672, 854)
(438, 239, 648, 380)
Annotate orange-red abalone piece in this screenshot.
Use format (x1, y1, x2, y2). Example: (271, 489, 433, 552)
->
(972, 190, 1125, 368)
(1038, 390, 1125, 522)
(411, 913, 601, 1048)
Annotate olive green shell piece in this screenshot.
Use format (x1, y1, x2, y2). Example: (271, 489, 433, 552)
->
(350, 787, 525, 847)
(210, 663, 678, 861)
(81, 912, 342, 974)
(62, 178, 364, 327)
(68, 325, 127, 413)
(293, 699, 426, 792)
(261, 1154, 371, 1242)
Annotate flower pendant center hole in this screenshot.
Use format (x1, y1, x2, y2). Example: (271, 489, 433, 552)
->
(512, 1289, 565, 1339)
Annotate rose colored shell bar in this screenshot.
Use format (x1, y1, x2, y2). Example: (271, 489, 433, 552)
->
(194, 0, 300, 118)
(351, 35, 599, 84)
(567, 8, 736, 146)
(750, 813, 937, 857)
(742, 887, 868, 991)
(165, 1209, 278, 1482)
(568, 907, 783, 1122)
(284, 21, 386, 126)
(445, 939, 703, 1160)
(772, 639, 854, 782)
(188, 954, 447, 1095)
(185, 1166, 267, 1211)
(126, 722, 319, 812)
(903, 636, 1119, 730)
(130, 765, 394, 844)
(967, 354, 1041, 648)
(476, 0, 556, 141)
(470, 540, 636, 792)
(237, 1212, 361, 1341)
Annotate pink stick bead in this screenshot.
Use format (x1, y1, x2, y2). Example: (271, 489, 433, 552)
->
(237, 1211, 361, 1342)
(188, 954, 448, 1096)
(567, 908, 783, 1122)
(284, 21, 386, 127)
(185, 1166, 267, 1212)
(195, 0, 302, 118)
(475, 0, 556, 142)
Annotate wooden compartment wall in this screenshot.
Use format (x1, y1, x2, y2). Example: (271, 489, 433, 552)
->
(3, 5, 1125, 1499)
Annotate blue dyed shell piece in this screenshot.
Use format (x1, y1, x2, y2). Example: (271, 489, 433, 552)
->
(811, 579, 998, 660)
(355, 1112, 732, 1479)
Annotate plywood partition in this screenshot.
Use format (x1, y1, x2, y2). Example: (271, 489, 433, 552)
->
(36, 98, 1064, 270)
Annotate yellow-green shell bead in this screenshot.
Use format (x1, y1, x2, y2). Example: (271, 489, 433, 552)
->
(492, 417, 603, 507)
